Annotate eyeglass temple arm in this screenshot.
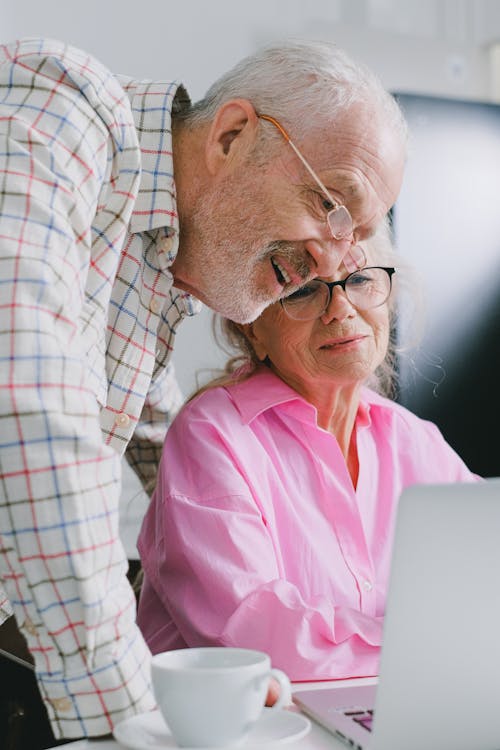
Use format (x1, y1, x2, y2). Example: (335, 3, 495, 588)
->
(258, 113, 366, 272)
(258, 114, 339, 208)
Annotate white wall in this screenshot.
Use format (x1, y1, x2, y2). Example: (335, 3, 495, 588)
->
(4, 0, 500, 397)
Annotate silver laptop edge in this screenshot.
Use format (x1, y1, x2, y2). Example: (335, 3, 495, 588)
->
(294, 479, 500, 750)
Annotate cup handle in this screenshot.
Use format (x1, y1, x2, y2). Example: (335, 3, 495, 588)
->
(268, 668, 292, 710)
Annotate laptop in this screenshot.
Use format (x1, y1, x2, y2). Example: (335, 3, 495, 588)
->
(294, 479, 500, 750)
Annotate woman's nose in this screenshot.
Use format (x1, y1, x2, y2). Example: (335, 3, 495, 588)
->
(319, 285, 356, 325)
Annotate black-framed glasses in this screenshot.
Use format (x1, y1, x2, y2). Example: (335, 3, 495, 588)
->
(280, 267, 396, 321)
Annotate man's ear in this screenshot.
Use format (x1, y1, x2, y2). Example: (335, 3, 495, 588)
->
(237, 322, 268, 362)
(205, 99, 259, 175)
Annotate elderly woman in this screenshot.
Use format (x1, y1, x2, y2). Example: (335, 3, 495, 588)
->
(137, 226, 478, 681)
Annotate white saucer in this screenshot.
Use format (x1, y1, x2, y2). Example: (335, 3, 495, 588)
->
(113, 708, 311, 750)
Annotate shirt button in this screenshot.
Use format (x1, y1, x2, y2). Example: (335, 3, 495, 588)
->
(150, 296, 161, 314)
(23, 617, 37, 636)
(115, 412, 130, 428)
(159, 235, 175, 254)
(49, 697, 72, 712)
(362, 579, 373, 592)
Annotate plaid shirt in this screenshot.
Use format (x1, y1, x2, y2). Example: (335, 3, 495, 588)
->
(0, 38, 200, 738)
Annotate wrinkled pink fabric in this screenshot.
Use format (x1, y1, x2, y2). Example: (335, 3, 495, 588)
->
(138, 368, 478, 680)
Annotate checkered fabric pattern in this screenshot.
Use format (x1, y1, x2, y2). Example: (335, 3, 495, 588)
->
(0, 38, 200, 738)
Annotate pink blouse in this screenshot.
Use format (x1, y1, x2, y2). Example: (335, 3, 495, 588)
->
(137, 368, 478, 680)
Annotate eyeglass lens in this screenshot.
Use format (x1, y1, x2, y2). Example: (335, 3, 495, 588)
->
(327, 207, 367, 272)
(343, 245, 367, 273)
(282, 267, 393, 320)
(327, 205, 353, 240)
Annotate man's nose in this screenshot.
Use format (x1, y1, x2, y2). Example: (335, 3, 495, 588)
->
(304, 237, 353, 278)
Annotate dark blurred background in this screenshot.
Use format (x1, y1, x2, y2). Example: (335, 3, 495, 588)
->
(393, 93, 500, 477)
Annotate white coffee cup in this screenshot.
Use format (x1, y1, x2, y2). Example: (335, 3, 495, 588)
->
(151, 646, 291, 748)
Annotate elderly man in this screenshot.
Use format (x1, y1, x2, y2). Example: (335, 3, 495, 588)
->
(0, 37, 406, 742)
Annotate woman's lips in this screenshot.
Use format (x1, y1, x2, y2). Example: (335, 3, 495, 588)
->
(319, 334, 367, 349)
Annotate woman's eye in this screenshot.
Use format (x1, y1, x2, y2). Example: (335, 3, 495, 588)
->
(287, 284, 317, 301)
(349, 272, 371, 287)
(321, 197, 334, 211)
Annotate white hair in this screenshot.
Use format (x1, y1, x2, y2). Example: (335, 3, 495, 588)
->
(180, 39, 407, 145)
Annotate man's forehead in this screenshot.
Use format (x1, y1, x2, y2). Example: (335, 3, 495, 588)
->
(304, 111, 405, 182)
(319, 171, 363, 199)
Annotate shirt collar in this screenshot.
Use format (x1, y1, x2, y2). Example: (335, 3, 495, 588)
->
(227, 368, 317, 425)
(122, 79, 190, 236)
(226, 366, 378, 428)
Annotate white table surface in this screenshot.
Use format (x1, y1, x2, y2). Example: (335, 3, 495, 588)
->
(46, 677, 377, 750)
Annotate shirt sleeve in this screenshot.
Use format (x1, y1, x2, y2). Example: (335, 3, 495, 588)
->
(0, 40, 154, 738)
(125, 361, 184, 496)
(139, 400, 382, 681)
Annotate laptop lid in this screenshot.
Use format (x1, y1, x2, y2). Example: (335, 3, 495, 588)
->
(373, 479, 500, 750)
(294, 480, 500, 750)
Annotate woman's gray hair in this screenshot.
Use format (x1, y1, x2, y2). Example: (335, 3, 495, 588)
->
(178, 39, 407, 146)
(189, 219, 423, 402)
